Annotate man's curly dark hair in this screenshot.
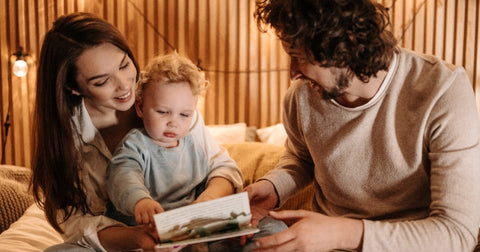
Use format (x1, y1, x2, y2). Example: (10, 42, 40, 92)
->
(254, 0, 399, 82)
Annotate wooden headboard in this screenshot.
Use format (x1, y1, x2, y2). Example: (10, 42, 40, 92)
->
(1, 0, 480, 168)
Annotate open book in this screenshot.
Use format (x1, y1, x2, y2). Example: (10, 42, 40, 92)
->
(154, 192, 259, 248)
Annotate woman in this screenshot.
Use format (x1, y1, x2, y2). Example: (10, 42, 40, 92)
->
(31, 12, 234, 251)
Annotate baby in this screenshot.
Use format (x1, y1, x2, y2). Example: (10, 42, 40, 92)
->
(106, 52, 243, 226)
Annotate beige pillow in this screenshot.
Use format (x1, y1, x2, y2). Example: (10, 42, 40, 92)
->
(206, 123, 247, 144)
(256, 123, 287, 146)
(245, 126, 259, 142)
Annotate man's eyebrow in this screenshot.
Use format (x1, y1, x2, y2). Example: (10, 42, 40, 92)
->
(86, 53, 128, 82)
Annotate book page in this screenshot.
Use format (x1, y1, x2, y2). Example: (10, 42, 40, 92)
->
(154, 192, 259, 248)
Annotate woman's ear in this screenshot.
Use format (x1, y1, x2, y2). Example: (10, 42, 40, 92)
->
(71, 89, 81, 96)
(134, 100, 143, 118)
(66, 85, 81, 96)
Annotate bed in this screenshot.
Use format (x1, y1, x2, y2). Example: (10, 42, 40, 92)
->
(0, 123, 314, 251)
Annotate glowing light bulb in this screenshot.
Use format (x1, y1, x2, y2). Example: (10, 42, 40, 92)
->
(13, 58, 28, 77)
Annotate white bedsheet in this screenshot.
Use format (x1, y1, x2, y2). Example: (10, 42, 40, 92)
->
(0, 204, 63, 252)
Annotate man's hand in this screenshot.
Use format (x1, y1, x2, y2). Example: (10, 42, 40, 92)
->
(244, 180, 279, 228)
(134, 198, 165, 225)
(238, 180, 279, 246)
(252, 210, 364, 252)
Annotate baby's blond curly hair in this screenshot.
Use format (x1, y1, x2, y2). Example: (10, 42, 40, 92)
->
(136, 51, 208, 103)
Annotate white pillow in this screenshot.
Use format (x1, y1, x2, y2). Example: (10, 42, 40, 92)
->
(256, 123, 287, 146)
(206, 123, 247, 145)
(0, 204, 63, 251)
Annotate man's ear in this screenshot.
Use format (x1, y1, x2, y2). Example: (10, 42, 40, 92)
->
(134, 100, 143, 117)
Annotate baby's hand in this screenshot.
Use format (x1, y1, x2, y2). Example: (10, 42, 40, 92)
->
(134, 198, 164, 225)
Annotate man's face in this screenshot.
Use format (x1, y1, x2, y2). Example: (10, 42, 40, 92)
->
(282, 41, 350, 99)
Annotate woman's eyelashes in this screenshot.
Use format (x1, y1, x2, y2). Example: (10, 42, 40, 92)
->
(119, 61, 130, 70)
(94, 78, 109, 87)
(92, 62, 130, 87)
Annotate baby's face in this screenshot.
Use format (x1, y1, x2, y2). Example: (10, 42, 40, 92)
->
(136, 81, 197, 147)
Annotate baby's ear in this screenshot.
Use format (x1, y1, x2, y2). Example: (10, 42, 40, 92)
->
(134, 100, 143, 117)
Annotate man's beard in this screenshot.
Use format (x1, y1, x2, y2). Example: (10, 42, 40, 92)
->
(322, 72, 350, 100)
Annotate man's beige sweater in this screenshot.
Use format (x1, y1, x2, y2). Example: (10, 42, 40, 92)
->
(264, 49, 480, 251)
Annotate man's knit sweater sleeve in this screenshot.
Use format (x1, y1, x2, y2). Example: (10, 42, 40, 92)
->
(261, 86, 316, 207)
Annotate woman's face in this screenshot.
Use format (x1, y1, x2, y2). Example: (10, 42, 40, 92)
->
(135, 81, 197, 148)
(74, 43, 137, 113)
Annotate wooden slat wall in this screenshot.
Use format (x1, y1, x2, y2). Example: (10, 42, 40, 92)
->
(382, 0, 480, 111)
(1, 0, 479, 167)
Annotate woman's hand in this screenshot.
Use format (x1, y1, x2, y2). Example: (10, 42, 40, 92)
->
(98, 225, 159, 251)
(252, 210, 364, 252)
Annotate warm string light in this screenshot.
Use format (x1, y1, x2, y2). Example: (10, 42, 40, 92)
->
(12, 47, 28, 77)
(2, 47, 27, 163)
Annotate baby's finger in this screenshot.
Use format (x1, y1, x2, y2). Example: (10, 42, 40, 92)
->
(135, 214, 144, 225)
(149, 212, 156, 225)
(141, 212, 150, 225)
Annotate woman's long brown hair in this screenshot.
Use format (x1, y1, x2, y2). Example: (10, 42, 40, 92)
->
(31, 12, 139, 233)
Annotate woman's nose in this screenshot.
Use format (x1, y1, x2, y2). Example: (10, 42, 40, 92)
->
(117, 75, 133, 91)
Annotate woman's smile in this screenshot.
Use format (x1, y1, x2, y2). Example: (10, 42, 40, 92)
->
(114, 90, 133, 102)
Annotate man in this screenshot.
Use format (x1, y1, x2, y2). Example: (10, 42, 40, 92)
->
(244, 0, 480, 251)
